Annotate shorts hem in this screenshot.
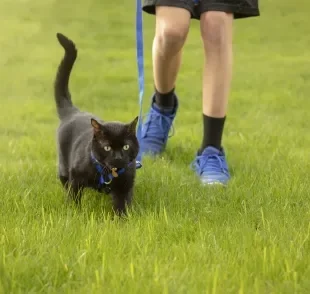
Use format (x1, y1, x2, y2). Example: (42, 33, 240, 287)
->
(200, 3, 260, 19)
(143, 1, 260, 20)
(143, 1, 194, 16)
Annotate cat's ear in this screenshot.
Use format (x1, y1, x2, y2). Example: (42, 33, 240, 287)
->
(127, 116, 139, 134)
(91, 118, 101, 135)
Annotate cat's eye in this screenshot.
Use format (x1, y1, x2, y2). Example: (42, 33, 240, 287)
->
(123, 145, 130, 150)
(104, 146, 111, 151)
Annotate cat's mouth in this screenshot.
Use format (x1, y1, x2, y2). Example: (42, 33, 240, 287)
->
(101, 157, 134, 172)
(107, 165, 125, 178)
(106, 163, 126, 171)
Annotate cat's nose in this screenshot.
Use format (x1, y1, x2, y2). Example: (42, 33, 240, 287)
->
(115, 155, 122, 160)
(114, 151, 122, 160)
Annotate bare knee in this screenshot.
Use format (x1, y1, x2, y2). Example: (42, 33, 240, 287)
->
(156, 26, 188, 55)
(155, 7, 190, 56)
(200, 11, 233, 49)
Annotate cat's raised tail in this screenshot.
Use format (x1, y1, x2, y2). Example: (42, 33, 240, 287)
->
(54, 33, 78, 119)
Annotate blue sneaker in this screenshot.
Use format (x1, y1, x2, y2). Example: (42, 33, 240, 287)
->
(139, 94, 178, 157)
(191, 146, 230, 186)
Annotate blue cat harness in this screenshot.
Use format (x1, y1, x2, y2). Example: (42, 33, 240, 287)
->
(91, 151, 142, 190)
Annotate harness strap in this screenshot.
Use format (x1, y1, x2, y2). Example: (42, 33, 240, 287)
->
(91, 151, 142, 188)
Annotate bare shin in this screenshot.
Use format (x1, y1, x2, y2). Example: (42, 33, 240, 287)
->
(200, 12, 233, 118)
(153, 7, 191, 93)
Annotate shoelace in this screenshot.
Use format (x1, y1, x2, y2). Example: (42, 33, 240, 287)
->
(143, 111, 175, 139)
(191, 153, 228, 175)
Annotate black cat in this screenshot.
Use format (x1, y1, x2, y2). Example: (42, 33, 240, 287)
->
(54, 33, 140, 215)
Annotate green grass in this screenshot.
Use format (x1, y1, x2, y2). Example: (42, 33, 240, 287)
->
(1, 0, 310, 293)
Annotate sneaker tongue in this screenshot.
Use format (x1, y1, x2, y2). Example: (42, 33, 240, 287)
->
(201, 146, 220, 156)
(153, 103, 175, 115)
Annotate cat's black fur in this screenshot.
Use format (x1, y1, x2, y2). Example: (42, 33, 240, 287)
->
(54, 33, 139, 215)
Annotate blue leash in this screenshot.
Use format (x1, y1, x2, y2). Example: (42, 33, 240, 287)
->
(135, 0, 144, 163)
(90, 3, 145, 189)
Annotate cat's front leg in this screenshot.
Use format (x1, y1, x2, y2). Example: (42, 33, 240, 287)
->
(67, 176, 84, 206)
(111, 189, 133, 216)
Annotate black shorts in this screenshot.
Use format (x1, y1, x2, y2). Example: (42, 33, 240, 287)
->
(143, 0, 259, 19)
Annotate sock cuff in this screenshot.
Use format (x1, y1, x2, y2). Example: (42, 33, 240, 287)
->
(155, 87, 175, 96)
(203, 114, 226, 121)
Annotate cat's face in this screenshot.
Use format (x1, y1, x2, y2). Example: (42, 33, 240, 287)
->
(91, 117, 139, 169)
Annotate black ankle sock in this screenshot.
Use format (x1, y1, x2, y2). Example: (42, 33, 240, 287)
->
(199, 114, 226, 153)
(154, 88, 176, 110)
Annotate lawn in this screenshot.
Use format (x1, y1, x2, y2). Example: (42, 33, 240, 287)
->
(0, 0, 310, 293)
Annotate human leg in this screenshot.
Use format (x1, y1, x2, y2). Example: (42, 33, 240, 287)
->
(140, 2, 192, 156)
(191, 0, 259, 185)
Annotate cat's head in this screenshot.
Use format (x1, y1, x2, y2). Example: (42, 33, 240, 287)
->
(90, 117, 139, 169)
